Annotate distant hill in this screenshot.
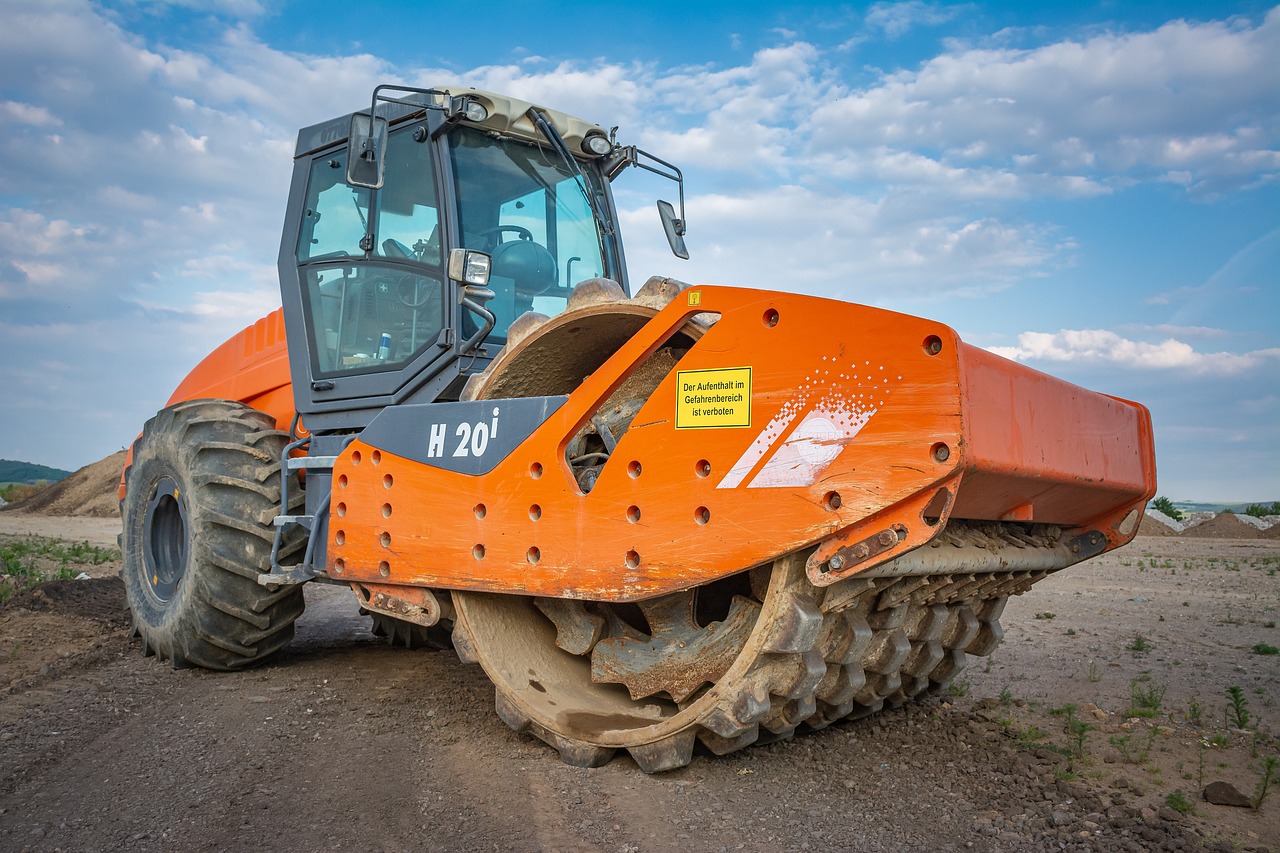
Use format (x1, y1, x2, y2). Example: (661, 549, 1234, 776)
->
(0, 451, 125, 517)
(0, 459, 74, 484)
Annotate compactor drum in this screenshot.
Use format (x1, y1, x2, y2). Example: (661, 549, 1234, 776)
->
(120, 85, 1156, 771)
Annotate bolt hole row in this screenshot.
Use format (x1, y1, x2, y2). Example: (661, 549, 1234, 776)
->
(524, 458, 711, 481)
(336, 473, 393, 489)
(625, 505, 710, 524)
(332, 528, 391, 547)
(464, 544, 646, 569)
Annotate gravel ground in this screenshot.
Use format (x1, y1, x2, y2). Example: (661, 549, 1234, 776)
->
(0, 519, 1276, 852)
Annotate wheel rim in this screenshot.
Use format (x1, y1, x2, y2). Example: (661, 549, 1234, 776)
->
(143, 475, 188, 602)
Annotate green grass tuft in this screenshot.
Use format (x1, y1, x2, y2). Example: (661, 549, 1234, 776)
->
(0, 536, 117, 604)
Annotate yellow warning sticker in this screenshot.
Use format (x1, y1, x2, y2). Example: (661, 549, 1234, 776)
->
(676, 367, 752, 429)
(687, 290, 702, 307)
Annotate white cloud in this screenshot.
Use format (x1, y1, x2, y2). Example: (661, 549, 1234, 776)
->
(1119, 323, 1231, 339)
(117, 0, 267, 17)
(815, 147, 1112, 200)
(866, 2, 969, 38)
(808, 7, 1280, 194)
(618, 185, 1058, 299)
(989, 329, 1280, 375)
(1238, 394, 1278, 414)
(440, 43, 825, 178)
(0, 211, 91, 256)
(1, 100, 63, 127)
(437, 61, 650, 129)
(186, 287, 278, 319)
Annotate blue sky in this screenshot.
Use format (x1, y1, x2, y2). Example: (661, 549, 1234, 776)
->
(1, 0, 1277, 501)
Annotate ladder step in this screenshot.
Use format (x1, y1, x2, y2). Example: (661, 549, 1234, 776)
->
(287, 455, 338, 470)
(258, 565, 318, 586)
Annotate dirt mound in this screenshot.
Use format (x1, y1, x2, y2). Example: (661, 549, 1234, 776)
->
(1137, 515, 1177, 536)
(0, 451, 125, 518)
(1179, 513, 1263, 539)
(2, 576, 129, 628)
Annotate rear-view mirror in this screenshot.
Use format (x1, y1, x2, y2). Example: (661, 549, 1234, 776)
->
(657, 199, 688, 260)
(346, 113, 388, 189)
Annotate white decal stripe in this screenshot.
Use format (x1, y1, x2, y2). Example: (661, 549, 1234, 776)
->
(716, 353, 899, 490)
(747, 407, 877, 489)
(716, 407, 800, 489)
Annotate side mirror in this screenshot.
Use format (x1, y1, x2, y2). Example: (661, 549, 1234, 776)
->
(346, 112, 388, 189)
(657, 199, 689, 260)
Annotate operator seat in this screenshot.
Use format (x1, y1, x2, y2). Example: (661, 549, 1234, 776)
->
(491, 238, 556, 314)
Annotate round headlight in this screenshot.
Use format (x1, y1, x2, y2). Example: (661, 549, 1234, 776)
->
(464, 100, 489, 123)
(581, 134, 612, 156)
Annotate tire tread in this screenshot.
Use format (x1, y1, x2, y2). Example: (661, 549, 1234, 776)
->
(120, 399, 305, 671)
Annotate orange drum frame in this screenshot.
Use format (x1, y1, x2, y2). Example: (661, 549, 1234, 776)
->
(326, 286, 1155, 601)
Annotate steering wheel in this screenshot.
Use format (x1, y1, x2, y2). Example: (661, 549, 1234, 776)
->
(395, 277, 438, 308)
(476, 224, 533, 251)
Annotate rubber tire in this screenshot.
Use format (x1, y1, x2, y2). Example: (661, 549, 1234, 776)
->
(120, 399, 305, 669)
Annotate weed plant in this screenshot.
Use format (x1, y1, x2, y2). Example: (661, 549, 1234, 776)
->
(1227, 686, 1251, 729)
(1110, 728, 1158, 764)
(1127, 679, 1166, 718)
(0, 536, 116, 604)
(1164, 790, 1194, 815)
(1255, 756, 1278, 811)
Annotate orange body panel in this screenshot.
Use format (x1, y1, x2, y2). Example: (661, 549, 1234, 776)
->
(953, 345, 1156, 526)
(328, 286, 1155, 601)
(118, 309, 296, 500)
(165, 309, 295, 429)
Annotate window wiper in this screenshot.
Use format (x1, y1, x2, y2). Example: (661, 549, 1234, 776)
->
(526, 107, 614, 238)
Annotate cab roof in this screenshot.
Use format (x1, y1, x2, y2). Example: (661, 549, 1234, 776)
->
(294, 86, 609, 159)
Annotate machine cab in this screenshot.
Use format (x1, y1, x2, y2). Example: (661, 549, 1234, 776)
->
(278, 87, 641, 430)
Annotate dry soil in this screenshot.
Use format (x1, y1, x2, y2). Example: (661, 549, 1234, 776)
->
(0, 515, 1276, 852)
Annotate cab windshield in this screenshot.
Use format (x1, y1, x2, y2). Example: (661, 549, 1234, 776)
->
(450, 126, 608, 337)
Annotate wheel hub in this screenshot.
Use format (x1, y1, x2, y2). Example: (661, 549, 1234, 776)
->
(143, 476, 188, 601)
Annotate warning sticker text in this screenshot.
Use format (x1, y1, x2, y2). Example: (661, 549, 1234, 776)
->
(676, 367, 752, 429)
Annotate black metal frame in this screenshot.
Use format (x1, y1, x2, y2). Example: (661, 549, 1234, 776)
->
(278, 93, 633, 435)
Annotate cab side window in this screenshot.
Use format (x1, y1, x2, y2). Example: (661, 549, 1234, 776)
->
(298, 128, 447, 376)
(299, 157, 369, 261)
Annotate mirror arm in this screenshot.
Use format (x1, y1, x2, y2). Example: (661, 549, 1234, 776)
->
(616, 147, 686, 236)
(348, 84, 484, 189)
